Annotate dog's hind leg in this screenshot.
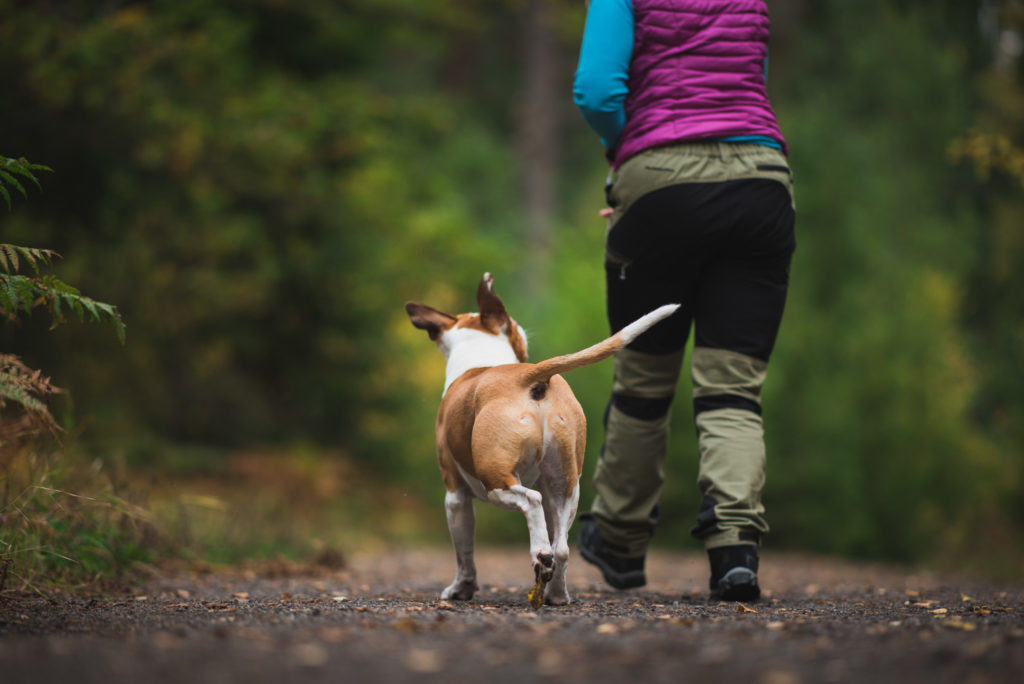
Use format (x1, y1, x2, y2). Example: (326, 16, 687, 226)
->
(441, 487, 479, 600)
(487, 484, 555, 584)
(539, 478, 580, 605)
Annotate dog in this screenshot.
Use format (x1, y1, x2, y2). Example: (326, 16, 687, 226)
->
(405, 273, 678, 605)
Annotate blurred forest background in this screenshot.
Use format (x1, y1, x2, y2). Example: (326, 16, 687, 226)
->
(1, 0, 1023, 587)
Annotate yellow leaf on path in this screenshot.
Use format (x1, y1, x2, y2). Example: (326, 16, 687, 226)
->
(944, 620, 977, 631)
(961, 594, 973, 603)
(736, 603, 758, 614)
(232, 592, 250, 599)
(527, 578, 546, 610)
(930, 608, 948, 614)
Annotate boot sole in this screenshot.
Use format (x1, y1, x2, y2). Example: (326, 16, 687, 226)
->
(578, 543, 647, 590)
(712, 567, 761, 602)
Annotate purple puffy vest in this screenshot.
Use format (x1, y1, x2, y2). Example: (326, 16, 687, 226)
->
(613, 0, 787, 168)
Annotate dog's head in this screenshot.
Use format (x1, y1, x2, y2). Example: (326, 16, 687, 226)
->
(405, 273, 528, 363)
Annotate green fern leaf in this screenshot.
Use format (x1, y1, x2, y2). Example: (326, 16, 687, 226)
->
(0, 275, 18, 316)
(12, 245, 56, 274)
(0, 182, 10, 209)
(0, 168, 27, 199)
(80, 297, 100, 323)
(2, 156, 49, 189)
(93, 301, 126, 344)
(16, 276, 38, 314)
(1, 244, 19, 273)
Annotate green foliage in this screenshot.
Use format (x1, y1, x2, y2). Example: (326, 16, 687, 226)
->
(0, 247, 126, 345)
(0, 451, 154, 591)
(0, 0, 1021, 575)
(0, 156, 50, 210)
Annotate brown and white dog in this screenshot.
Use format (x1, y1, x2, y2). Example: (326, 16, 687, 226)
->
(405, 273, 678, 605)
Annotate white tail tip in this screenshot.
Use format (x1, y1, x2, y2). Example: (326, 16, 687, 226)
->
(620, 303, 681, 345)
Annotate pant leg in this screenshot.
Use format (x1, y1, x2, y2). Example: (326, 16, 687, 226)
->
(689, 178, 796, 550)
(591, 347, 684, 557)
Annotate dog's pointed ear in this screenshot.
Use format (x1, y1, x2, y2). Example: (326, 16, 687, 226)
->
(476, 272, 509, 334)
(405, 302, 456, 342)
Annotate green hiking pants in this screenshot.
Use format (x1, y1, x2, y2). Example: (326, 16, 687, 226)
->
(589, 142, 795, 556)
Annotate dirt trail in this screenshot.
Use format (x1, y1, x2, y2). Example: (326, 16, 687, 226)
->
(1, 548, 1021, 684)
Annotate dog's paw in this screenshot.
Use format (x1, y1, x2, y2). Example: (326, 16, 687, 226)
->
(533, 553, 555, 583)
(544, 589, 571, 606)
(441, 580, 478, 601)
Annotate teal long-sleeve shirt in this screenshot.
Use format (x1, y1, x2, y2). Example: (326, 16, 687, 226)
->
(573, 0, 634, 149)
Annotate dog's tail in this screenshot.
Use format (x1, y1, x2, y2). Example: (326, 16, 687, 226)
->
(521, 304, 680, 390)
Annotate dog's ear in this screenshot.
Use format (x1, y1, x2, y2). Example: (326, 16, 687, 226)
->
(405, 302, 456, 342)
(476, 272, 509, 334)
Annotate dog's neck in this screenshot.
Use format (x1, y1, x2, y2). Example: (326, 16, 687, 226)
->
(440, 326, 525, 395)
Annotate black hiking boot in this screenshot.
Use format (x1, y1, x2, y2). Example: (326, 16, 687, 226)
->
(577, 514, 646, 590)
(708, 545, 761, 602)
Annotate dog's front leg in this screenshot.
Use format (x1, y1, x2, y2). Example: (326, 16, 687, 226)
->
(442, 487, 479, 600)
(487, 484, 555, 583)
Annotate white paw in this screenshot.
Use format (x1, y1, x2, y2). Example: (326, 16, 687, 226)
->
(544, 589, 571, 606)
(441, 580, 478, 601)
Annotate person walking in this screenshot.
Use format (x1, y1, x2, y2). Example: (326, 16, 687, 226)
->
(573, 0, 795, 601)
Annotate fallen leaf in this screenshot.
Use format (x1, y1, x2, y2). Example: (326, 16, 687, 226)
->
(527, 578, 546, 610)
(930, 608, 948, 615)
(736, 603, 758, 614)
(596, 623, 618, 634)
(944, 620, 977, 631)
(912, 600, 938, 608)
(232, 592, 250, 600)
(974, 606, 992, 616)
(961, 594, 973, 603)
(766, 621, 786, 630)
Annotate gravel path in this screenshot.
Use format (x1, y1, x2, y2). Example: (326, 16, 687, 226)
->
(1, 548, 1021, 683)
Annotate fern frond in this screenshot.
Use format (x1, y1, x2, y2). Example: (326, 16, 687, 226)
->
(0, 274, 23, 317)
(1, 244, 19, 273)
(2, 156, 51, 191)
(0, 354, 62, 433)
(0, 168, 27, 200)
(0, 381, 50, 414)
(1, 156, 52, 209)
(0, 273, 125, 343)
(10, 245, 58, 274)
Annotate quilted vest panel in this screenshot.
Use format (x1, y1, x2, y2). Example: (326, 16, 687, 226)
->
(613, 0, 787, 167)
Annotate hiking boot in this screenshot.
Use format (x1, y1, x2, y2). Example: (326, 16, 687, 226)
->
(708, 544, 761, 602)
(577, 514, 646, 590)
